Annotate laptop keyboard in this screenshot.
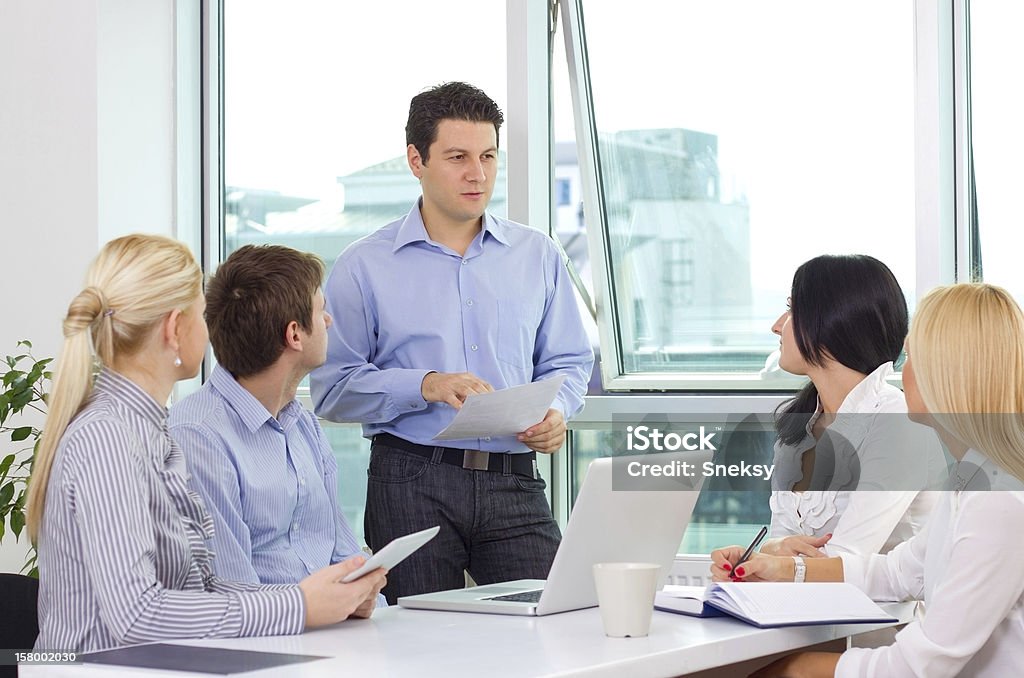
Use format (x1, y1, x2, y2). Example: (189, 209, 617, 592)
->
(486, 589, 543, 603)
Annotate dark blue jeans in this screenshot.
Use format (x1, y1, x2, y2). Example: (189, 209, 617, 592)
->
(364, 441, 562, 604)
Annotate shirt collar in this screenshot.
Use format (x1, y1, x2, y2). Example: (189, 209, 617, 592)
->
(209, 364, 277, 433)
(392, 199, 511, 253)
(481, 211, 512, 247)
(836, 362, 896, 414)
(799, 362, 897, 443)
(95, 368, 167, 428)
(954, 448, 1024, 491)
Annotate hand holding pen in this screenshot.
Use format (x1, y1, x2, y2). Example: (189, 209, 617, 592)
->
(729, 525, 768, 580)
(708, 526, 772, 582)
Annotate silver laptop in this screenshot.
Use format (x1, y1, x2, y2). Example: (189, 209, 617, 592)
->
(397, 451, 709, 616)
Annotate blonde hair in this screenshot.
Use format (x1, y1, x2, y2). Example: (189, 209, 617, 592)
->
(26, 234, 202, 543)
(907, 283, 1024, 481)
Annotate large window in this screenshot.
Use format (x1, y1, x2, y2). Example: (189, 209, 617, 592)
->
(562, 0, 919, 389)
(210, 1, 980, 554)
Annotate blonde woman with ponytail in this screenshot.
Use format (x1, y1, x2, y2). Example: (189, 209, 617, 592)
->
(712, 283, 1024, 678)
(30, 235, 386, 653)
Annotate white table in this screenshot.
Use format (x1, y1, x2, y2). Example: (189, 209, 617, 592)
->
(21, 602, 915, 678)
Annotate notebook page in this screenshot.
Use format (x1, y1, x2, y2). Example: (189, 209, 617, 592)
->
(709, 583, 892, 623)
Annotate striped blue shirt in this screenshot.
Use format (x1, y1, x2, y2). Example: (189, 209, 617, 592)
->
(35, 369, 304, 653)
(169, 366, 376, 598)
(310, 202, 594, 449)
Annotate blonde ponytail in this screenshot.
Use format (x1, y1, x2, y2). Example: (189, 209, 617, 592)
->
(26, 235, 202, 543)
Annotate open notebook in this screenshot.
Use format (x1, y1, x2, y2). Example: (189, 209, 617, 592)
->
(655, 582, 897, 629)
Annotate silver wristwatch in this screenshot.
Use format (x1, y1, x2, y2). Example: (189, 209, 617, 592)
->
(792, 555, 806, 583)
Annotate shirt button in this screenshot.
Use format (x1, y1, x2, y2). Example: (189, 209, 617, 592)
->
(484, 437, 491, 442)
(461, 259, 468, 265)
(466, 299, 474, 307)
(471, 344, 478, 351)
(292, 523, 299, 531)
(299, 477, 306, 486)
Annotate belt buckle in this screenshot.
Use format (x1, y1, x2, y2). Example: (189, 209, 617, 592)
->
(463, 449, 490, 471)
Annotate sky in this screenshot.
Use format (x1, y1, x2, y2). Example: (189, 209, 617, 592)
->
(225, 0, 1022, 319)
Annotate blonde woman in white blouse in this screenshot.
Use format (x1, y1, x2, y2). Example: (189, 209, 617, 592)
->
(761, 255, 943, 562)
(713, 282, 1024, 678)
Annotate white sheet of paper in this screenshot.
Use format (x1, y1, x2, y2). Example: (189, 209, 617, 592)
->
(433, 375, 567, 441)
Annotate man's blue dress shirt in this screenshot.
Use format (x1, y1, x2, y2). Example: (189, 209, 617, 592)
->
(310, 202, 594, 451)
(169, 365, 382, 605)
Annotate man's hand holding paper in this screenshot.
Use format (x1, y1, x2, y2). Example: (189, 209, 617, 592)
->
(517, 408, 566, 454)
(433, 375, 567, 443)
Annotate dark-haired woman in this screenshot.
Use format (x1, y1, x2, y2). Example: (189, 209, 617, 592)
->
(759, 255, 943, 562)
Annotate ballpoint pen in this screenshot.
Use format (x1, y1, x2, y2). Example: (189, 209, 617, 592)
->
(730, 525, 768, 580)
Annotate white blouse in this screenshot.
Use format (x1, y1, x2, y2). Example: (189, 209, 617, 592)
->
(769, 363, 945, 557)
(837, 451, 1024, 677)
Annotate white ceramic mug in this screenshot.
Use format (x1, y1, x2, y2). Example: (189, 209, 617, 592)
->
(592, 562, 661, 638)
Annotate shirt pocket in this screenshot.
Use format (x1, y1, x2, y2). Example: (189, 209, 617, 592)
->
(496, 296, 544, 370)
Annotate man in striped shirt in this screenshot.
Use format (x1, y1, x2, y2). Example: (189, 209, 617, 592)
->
(169, 245, 382, 604)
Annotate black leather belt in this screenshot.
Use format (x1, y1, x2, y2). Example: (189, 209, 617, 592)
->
(373, 433, 537, 478)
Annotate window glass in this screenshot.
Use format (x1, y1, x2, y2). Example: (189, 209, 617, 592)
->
(569, 428, 773, 554)
(576, 0, 917, 379)
(224, 0, 507, 265)
(969, 1, 1024, 301)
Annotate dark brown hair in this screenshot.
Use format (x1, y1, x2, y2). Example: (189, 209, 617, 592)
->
(205, 244, 325, 378)
(406, 81, 504, 164)
(775, 254, 908, 445)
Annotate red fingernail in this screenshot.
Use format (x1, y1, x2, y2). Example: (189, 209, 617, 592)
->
(722, 563, 732, 571)
(735, 567, 746, 577)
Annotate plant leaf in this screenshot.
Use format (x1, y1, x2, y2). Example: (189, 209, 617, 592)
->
(10, 509, 24, 538)
(10, 426, 33, 442)
(0, 453, 13, 478)
(11, 388, 33, 411)
(0, 481, 14, 507)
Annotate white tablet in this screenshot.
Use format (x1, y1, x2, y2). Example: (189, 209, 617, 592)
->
(341, 525, 441, 583)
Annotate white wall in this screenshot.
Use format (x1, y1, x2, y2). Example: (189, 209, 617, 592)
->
(0, 0, 177, 572)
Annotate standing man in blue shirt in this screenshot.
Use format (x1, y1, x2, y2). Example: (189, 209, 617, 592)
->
(170, 245, 384, 606)
(311, 81, 594, 602)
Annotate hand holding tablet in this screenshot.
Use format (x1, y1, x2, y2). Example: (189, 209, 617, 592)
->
(341, 526, 441, 583)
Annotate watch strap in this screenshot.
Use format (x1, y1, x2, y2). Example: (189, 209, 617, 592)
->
(792, 555, 806, 583)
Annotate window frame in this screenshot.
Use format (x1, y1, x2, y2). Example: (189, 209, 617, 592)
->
(559, 0, 968, 392)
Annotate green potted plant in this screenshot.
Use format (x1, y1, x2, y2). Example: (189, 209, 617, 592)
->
(0, 340, 51, 577)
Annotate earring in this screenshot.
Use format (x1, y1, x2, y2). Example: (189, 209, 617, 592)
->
(174, 355, 182, 367)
